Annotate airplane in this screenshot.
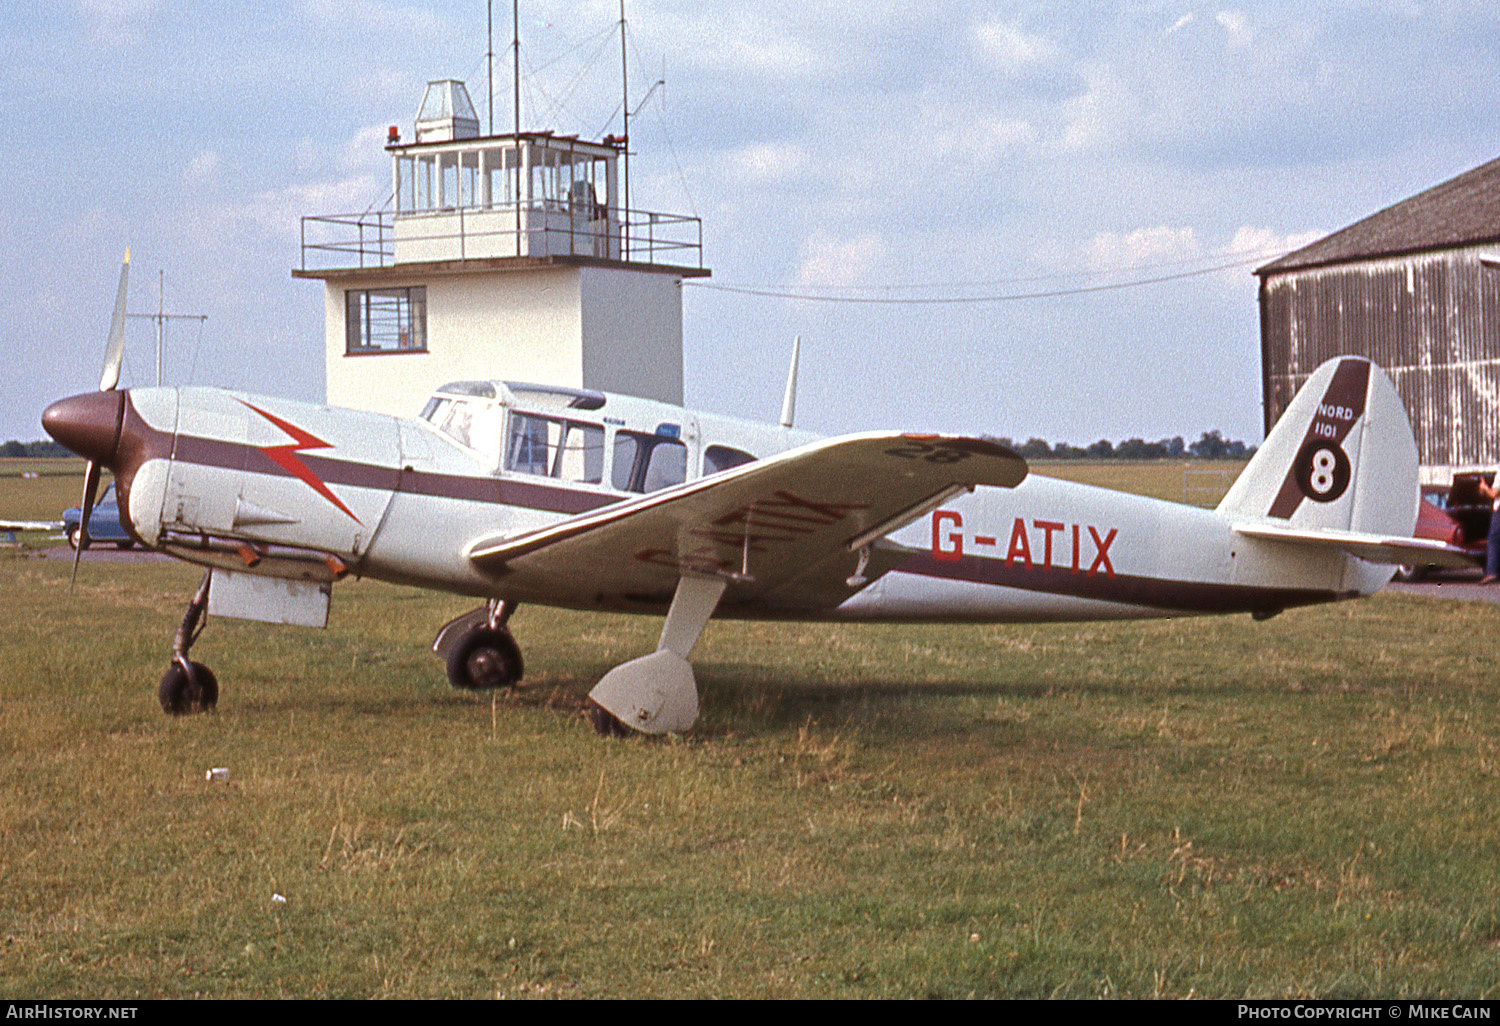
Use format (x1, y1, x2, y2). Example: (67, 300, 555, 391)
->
(41, 254, 1473, 735)
(0, 520, 62, 533)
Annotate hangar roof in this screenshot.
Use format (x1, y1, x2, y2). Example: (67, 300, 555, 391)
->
(1257, 155, 1500, 275)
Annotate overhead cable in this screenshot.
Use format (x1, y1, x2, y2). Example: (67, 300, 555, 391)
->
(685, 254, 1272, 305)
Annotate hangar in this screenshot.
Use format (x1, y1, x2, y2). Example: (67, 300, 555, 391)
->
(1256, 156, 1500, 484)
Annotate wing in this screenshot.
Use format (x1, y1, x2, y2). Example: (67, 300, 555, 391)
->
(467, 432, 1027, 610)
(0, 520, 62, 532)
(1232, 521, 1476, 568)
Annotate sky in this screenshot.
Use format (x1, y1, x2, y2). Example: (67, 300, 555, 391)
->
(4, 0, 1500, 447)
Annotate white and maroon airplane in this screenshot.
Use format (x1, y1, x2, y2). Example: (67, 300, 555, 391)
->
(42, 256, 1468, 735)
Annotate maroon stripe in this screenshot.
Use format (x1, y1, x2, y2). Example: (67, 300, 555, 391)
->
(897, 552, 1342, 614)
(1267, 359, 1369, 519)
(170, 432, 619, 515)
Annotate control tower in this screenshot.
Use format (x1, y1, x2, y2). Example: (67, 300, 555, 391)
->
(294, 79, 707, 415)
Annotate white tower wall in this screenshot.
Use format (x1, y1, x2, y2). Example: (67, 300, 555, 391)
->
(323, 265, 684, 416)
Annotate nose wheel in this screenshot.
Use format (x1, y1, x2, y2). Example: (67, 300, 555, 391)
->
(161, 570, 217, 716)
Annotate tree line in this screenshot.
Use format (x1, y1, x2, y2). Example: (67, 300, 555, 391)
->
(1, 441, 73, 458)
(987, 430, 1255, 461)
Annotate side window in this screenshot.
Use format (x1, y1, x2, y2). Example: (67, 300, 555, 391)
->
(642, 439, 687, 492)
(612, 433, 640, 491)
(704, 445, 756, 476)
(557, 423, 604, 484)
(506, 413, 560, 475)
(610, 431, 687, 493)
(506, 414, 605, 483)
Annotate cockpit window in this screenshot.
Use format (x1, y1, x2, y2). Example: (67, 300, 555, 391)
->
(441, 402, 475, 448)
(505, 413, 604, 483)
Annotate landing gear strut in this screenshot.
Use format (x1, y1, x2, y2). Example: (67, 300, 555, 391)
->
(587, 574, 727, 737)
(437, 600, 524, 691)
(160, 570, 218, 715)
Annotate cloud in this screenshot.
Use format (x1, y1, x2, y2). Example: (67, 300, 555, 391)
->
(1221, 225, 1327, 261)
(796, 232, 887, 287)
(971, 20, 1061, 74)
(184, 150, 220, 186)
(1085, 226, 1202, 270)
(720, 142, 810, 186)
(1166, 12, 1196, 36)
(301, 0, 445, 39)
(1215, 10, 1255, 47)
(75, 0, 160, 45)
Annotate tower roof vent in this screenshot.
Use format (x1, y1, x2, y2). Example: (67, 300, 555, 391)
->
(414, 80, 480, 143)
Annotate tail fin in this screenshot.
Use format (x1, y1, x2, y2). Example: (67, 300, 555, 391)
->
(1218, 357, 1419, 538)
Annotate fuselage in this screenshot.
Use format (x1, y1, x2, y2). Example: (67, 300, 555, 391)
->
(49, 380, 1387, 624)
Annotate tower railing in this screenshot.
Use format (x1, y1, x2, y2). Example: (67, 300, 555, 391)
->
(298, 204, 702, 272)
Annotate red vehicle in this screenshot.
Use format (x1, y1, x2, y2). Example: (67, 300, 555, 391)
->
(1401, 472, 1492, 579)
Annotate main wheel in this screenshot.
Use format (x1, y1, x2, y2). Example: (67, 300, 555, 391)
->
(587, 700, 633, 738)
(66, 527, 86, 551)
(445, 627, 524, 690)
(159, 661, 219, 715)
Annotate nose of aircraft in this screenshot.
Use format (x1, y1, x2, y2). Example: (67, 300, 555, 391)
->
(42, 390, 126, 467)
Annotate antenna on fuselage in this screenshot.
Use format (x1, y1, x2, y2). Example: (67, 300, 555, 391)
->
(780, 335, 800, 428)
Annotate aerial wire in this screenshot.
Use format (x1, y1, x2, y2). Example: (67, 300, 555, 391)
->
(687, 253, 1273, 305)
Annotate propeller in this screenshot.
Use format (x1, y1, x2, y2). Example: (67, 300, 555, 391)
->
(71, 249, 130, 590)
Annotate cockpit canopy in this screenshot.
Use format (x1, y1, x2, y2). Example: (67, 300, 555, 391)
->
(418, 380, 741, 495)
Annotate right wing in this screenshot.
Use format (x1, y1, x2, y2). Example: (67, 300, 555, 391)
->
(466, 432, 1027, 610)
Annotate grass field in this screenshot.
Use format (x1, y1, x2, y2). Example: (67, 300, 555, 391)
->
(3, 461, 1498, 998)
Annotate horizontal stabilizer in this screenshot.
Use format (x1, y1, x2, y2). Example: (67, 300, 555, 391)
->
(1233, 521, 1474, 569)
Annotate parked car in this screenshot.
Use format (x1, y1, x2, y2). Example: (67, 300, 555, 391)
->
(62, 482, 134, 550)
(1400, 472, 1492, 579)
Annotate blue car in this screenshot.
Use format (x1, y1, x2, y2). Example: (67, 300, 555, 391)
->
(62, 482, 135, 550)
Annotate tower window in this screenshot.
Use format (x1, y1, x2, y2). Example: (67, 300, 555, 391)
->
(346, 287, 427, 353)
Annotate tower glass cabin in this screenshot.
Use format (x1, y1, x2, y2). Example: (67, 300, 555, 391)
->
(295, 79, 707, 417)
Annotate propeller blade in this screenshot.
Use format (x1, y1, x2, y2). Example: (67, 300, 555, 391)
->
(70, 460, 102, 591)
(98, 249, 130, 392)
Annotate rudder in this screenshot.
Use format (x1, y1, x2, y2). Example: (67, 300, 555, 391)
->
(1217, 357, 1419, 538)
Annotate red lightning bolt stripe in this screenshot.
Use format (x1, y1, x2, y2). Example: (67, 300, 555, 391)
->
(239, 401, 363, 524)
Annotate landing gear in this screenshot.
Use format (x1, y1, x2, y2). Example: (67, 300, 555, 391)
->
(161, 570, 217, 716)
(587, 700, 632, 738)
(66, 526, 84, 551)
(446, 626, 524, 690)
(436, 600, 524, 691)
(587, 575, 727, 736)
(159, 660, 218, 715)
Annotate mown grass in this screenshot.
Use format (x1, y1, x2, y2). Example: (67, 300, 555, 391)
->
(2, 460, 1497, 998)
(3, 549, 1499, 998)
(0, 458, 90, 524)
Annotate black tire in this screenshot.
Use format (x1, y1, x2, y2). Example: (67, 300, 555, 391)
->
(1394, 565, 1429, 583)
(587, 700, 633, 738)
(116, 540, 135, 551)
(66, 527, 85, 551)
(159, 661, 219, 715)
(445, 627, 524, 690)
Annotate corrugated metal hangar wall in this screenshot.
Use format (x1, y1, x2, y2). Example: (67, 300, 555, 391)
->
(1257, 156, 1500, 476)
(1259, 252, 1500, 470)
